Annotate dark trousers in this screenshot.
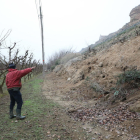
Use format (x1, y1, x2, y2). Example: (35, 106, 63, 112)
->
(8, 90, 23, 109)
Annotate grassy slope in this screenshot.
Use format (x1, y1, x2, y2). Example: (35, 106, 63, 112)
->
(0, 74, 91, 140)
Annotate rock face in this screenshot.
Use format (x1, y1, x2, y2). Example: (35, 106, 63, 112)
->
(80, 4, 140, 53)
(130, 5, 140, 22)
(99, 35, 107, 41)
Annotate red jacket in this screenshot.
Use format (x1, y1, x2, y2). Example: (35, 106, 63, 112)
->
(6, 68, 32, 89)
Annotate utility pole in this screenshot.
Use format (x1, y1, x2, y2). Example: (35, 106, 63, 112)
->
(39, 5, 45, 77)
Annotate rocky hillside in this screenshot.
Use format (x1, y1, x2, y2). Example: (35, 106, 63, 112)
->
(54, 35, 140, 97)
(52, 5, 140, 108)
(52, 5, 140, 105)
(130, 4, 140, 22)
(47, 4, 140, 140)
(52, 34, 140, 139)
(50, 5, 140, 140)
(80, 4, 140, 53)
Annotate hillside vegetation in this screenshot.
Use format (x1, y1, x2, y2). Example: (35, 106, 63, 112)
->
(1, 4, 140, 140)
(48, 24, 140, 139)
(43, 6, 140, 139)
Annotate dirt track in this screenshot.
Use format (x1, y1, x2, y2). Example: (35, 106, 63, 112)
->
(42, 36, 140, 140)
(43, 73, 96, 108)
(43, 73, 112, 140)
(43, 73, 140, 140)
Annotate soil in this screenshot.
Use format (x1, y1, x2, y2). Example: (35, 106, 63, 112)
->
(1, 33, 140, 140)
(42, 36, 140, 139)
(0, 76, 94, 140)
(43, 72, 140, 140)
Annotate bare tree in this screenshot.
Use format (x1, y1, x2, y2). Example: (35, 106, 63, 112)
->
(8, 42, 16, 62)
(0, 46, 42, 94)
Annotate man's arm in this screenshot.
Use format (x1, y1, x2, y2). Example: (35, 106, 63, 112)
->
(17, 67, 36, 79)
(31, 67, 35, 70)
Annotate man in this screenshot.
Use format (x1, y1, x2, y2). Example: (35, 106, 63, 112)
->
(6, 63, 35, 120)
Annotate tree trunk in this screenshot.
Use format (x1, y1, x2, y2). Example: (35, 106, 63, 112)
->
(0, 85, 3, 94)
(30, 73, 31, 79)
(24, 77, 26, 82)
(0, 75, 6, 94)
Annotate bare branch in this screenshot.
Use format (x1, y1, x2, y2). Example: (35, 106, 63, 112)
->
(0, 29, 12, 44)
(8, 42, 16, 62)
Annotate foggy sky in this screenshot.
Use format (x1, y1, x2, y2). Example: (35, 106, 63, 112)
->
(0, 0, 140, 62)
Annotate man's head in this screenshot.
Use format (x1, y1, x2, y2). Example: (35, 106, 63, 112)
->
(8, 63, 16, 69)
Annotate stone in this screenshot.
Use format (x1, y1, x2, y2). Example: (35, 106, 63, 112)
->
(98, 62, 103, 67)
(90, 82, 103, 92)
(67, 77, 71, 81)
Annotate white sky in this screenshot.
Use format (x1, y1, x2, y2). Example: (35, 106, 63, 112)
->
(0, 0, 140, 62)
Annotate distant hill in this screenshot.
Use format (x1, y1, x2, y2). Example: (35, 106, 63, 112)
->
(80, 4, 140, 53)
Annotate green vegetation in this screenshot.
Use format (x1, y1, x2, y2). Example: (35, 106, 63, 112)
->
(0, 75, 47, 140)
(46, 49, 80, 71)
(0, 74, 91, 140)
(51, 65, 55, 71)
(85, 76, 90, 81)
(55, 59, 60, 66)
(111, 69, 140, 103)
(50, 59, 61, 71)
(84, 24, 140, 54)
(117, 69, 140, 87)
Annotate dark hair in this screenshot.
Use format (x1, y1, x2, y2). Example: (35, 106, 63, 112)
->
(8, 63, 16, 69)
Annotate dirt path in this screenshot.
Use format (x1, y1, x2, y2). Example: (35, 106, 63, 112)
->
(43, 73, 135, 140)
(0, 73, 139, 139)
(43, 73, 101, 107)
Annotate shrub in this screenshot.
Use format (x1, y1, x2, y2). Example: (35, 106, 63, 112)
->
(60, 53, 81, 64)
(117, 70, 140, 87)
(55, 59, 60, 65)
(46, 48, 78, 70)
(51, 65, 55, 71)
(46, 50, 67, 70)
(110, 69, 140, 104)
(85, 76, 89, 81)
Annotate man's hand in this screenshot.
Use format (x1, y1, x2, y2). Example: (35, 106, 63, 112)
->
(31, 67, 36, 70)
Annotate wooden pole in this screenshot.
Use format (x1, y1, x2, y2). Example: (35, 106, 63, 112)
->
(39, 6, 45, 77)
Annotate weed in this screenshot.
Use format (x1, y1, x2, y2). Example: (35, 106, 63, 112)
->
(51, 65, 55, 71)
(90, 82, 102, 93)
(111, 70, 140, 104)
(110, 87, 117, 91)
(55, 59, 60, 65)
(85, 76, 90, 81)
(117, 69, 140, 88)
(0, 74, 94, 140)
(0, 75, 48, 140)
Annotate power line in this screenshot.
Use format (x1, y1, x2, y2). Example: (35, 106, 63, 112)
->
(35, 0, 41, 28)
